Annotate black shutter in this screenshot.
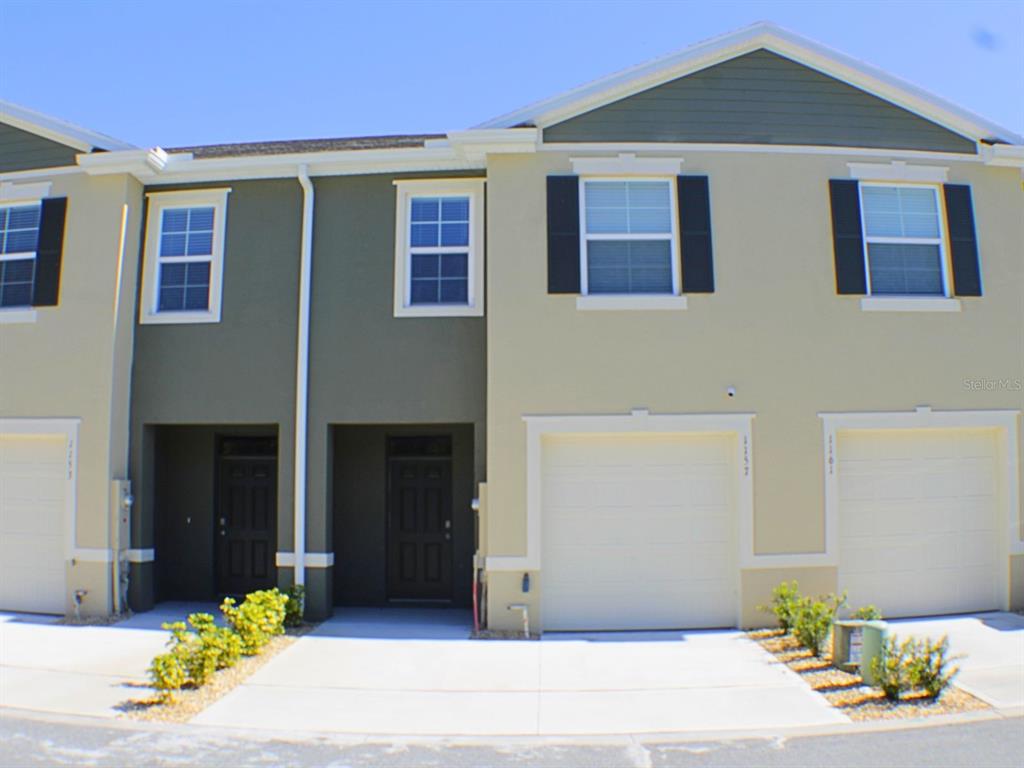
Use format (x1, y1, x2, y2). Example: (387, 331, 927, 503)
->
(828, 180, 867, 295)
(943, 184, 982, 296)
(677, 176, 714, 293)
(546, 176, 580, 293)
(32, 197, 68, 307)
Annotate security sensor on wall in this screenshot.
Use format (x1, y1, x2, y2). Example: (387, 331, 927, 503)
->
(726, 386, 737, 398)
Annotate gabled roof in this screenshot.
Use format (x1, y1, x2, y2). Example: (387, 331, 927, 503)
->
(476, 22, 1022, 146)
(0, 99, 135, 153)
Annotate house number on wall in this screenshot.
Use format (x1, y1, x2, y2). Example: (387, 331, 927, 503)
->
(66, 439, 74, 480)
(743, 435, 750, 477)
(827, 433, 834, 475)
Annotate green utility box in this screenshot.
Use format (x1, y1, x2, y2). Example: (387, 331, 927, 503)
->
(832, 620, 888, 685)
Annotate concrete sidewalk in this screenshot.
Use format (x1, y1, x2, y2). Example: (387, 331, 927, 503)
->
(0, 604, 209, 717)
(191, 609, 847, 736)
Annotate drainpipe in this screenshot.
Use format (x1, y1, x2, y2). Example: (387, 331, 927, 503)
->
(110, 203, 130, 615)
(293, 165, 314, 590)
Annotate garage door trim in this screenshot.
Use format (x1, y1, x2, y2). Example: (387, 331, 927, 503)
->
(488, 411, 756, 581)
(0, 418, 79, 567)
(820, 408, 1021, 610)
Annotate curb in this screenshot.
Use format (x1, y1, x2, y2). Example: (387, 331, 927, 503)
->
(2, 704, 1020, 746)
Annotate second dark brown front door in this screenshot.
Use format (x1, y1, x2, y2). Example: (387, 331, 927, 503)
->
(216, 449, 276, 597)
(387, 458, 453, 601)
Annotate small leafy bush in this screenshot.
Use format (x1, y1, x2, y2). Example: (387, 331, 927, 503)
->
(758, 580, 801, 631)
(188, 612, 242, 671)
(792, 591, 846, 657)
(221, 588, 288, 655)
(148, 648, 187, 703)
(285, 584, 305, 628)
(872, 635, 913, 701)
(850, 604, 883, 621)
(906, 635, 960, 699)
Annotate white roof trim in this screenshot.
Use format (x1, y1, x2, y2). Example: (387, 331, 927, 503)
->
(475, 22, 1022, 146)
(0, 99, 135, 153)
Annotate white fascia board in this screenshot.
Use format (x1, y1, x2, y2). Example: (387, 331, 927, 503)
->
(981, 144, 1024, 167)
(81, 144, 483, 184)
(446, 128, 539, 159)
(0, 99, 135, 152)
(477, 22, 1021, 146)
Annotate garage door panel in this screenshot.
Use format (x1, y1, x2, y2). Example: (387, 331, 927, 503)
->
(1, 433, 68, 614)
(838, 428, 1001, 619)
(542, 433, 737, 631)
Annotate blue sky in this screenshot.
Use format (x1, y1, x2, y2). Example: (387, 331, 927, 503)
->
(1, 1, 1021, 147)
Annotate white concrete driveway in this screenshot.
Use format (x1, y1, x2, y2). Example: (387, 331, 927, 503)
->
(192, 608, 846, 736)
(887, 612, 1024, 710)
(0, 604, 207, 717)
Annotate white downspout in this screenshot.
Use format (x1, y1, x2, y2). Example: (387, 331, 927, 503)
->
(294, 165, 314, 590)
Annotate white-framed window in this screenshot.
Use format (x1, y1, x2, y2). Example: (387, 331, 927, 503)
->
(393, 178, 485, 318)
(579, 177, 679, 296)
(859, 183, 949, 297)
(140, 188, 230, 324)
(0, 201, 42, 308)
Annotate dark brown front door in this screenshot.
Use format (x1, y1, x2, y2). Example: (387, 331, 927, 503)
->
(216, 446, 276, 597)
(387, 458, 453, 601)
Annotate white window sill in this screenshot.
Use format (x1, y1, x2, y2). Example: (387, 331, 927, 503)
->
(576, 295, 688, 311)
(394, 304, 483, 318)
(140, 311, 221, 325)
(860, 297, 961, 313)
(0, 308, 38, 324)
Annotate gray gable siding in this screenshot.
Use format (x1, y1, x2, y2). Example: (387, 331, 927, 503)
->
(0, 122, 80, 172)
(543, 50, 976, 153)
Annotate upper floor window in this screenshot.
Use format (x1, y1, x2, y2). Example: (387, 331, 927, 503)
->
(393, 179, 484, 318)
(580, 178, 679, 295)
(140, 188, 230, 324)
(860, 184, 948, 296)
(0, 202, 42, 307)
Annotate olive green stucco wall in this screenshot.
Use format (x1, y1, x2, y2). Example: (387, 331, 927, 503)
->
(544, 50, 977, 153)
(305, 172, 487, 588)
(129, 172, 487, 617)
(129, 178, 302, 609)
(0, 122, 80, 172)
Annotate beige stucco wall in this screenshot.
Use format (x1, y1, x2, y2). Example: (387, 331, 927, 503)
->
(482, 150, 1024, 631)
(0, 172, 142, 616)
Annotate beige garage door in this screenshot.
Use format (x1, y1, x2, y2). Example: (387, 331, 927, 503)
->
(541, 432, 738, 631)
(837, 428, 1001, 618)
(0, 433, 67, 614)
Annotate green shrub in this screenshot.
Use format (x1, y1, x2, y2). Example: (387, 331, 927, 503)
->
(872, 635, 913, 701)
(906, 635, 959, 699)
(792, 592, 846, 657)
(284, 584, 305, 628)
(850, 604, 883, 621)
(148, 649, 187, 703)
(221, 588, 288, 655)
(188, 612, 242, 671)
(758, 580, 801, 631)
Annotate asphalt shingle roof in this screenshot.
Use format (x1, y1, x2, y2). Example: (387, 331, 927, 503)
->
(170, 134, 446, 159)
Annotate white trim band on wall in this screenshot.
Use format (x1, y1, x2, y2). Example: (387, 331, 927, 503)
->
(276, 552, 335, 568)
(126, 548, 155, 563)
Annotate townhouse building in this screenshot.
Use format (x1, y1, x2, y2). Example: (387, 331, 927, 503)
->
(1, 23, 1021, 630)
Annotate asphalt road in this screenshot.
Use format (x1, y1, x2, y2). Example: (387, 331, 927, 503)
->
(1, 711, 1021, 767)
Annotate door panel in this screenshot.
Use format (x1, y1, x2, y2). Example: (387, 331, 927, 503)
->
(387, 459, 453, 600)
(217, 456, 277, 597)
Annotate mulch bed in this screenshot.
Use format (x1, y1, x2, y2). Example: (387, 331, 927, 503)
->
(118, 624, 315, 723)
(749, 629, 988, 721)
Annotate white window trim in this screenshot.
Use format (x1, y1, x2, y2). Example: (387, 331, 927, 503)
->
(392, 178, 485, 318)
(0, 197, 44, 310)
(0, 308, 37, 324)
(860, 297, 961, 312)
(140, 188, 231, 325)
(576, 294, 688, 311)
(578, 176, 681, 298)
(847, 162, 948, 183)
(858, 181, 951, 300)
